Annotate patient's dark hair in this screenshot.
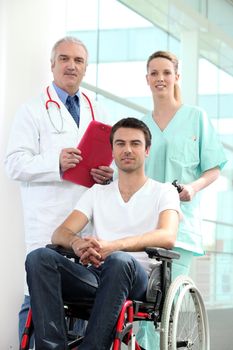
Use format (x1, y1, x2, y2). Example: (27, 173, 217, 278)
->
(110, 117, 152, 149)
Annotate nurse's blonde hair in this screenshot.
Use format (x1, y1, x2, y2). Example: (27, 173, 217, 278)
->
(147, 50, 182, 104)
(50, 36, 89, 64)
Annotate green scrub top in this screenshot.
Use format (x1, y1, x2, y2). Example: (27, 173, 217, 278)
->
(143, 104, 227, 254)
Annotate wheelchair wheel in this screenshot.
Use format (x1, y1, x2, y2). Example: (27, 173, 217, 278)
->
(160, 275, 210, 350)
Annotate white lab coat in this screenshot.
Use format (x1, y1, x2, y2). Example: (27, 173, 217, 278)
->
(5, 84, 109, 260)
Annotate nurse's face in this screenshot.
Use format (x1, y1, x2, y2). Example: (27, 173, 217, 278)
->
(51, 41, 87, 95)
(146, 57, 179, 99)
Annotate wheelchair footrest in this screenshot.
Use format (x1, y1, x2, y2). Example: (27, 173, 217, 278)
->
(115, 323, 133, 341)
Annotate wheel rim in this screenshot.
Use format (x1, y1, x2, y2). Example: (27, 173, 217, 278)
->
(160, 275, 209, 350)
(172, 285, 206, 349)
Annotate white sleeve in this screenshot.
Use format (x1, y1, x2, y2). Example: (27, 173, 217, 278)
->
(4, 102, 61, 182)
(158, 183, 182, 218)
(74, 186, 95, 220)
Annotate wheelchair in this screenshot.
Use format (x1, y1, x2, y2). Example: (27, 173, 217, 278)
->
(20, 244, 210, 350)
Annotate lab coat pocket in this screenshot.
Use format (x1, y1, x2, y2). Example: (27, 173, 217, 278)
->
(169, 136, 199, 167)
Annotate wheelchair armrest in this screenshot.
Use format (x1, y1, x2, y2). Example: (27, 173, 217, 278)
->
(46, 244, 77, 260)
(145, 247, 180, 260)
(46, 244, 179, 262)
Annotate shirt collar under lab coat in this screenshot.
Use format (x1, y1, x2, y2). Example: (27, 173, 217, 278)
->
(52, 81, 81, 105)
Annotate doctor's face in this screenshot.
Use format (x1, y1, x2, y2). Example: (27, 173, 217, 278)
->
(51, 41, 87, 95)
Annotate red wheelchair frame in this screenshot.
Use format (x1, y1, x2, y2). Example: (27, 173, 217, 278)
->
(20, 245, 209, 350)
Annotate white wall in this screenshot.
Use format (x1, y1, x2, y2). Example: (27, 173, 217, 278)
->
(0, 0, 66, 347)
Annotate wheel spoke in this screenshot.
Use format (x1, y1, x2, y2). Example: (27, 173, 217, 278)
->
(160, 275, 209, 350)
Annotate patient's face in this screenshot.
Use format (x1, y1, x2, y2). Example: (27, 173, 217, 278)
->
(112, 127, 149, 173)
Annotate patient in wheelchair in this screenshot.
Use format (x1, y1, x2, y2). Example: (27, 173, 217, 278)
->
(26, 117, 181, 350)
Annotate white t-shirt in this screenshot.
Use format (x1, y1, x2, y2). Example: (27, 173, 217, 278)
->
(75, 178, 181, 274)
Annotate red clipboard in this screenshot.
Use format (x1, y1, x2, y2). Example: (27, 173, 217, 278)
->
(63, 120, 113, 188)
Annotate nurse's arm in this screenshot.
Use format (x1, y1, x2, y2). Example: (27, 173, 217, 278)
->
(180, 166, 220, 201)
(51, 210, 101, 258)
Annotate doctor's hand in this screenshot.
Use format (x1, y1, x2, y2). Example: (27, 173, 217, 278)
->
(60, 148, 83, 172)
(90, 166, 114, 185)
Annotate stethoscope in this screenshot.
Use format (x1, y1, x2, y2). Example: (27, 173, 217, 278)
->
(45, 86, 95, 133)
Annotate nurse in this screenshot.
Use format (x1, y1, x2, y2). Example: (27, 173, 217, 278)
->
(5, 36, 113, 346)
(137, 50, 227, 349)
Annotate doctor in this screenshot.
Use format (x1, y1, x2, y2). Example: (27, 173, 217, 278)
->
(5, 36, 113, 345)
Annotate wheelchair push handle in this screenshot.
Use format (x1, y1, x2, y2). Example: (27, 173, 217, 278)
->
(172, 179, 183, 193)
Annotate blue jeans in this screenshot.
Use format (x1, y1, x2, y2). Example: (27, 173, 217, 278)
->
(19, 295, 86, 349)
(26, 248, 148, 350)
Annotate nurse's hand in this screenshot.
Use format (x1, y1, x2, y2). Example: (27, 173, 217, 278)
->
(90, 166, 114, 185)
(60, 147, 83, 172)
(179, 184, 196, 202)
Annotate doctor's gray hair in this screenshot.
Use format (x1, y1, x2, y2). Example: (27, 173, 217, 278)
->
(50, 36, 89, 64)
